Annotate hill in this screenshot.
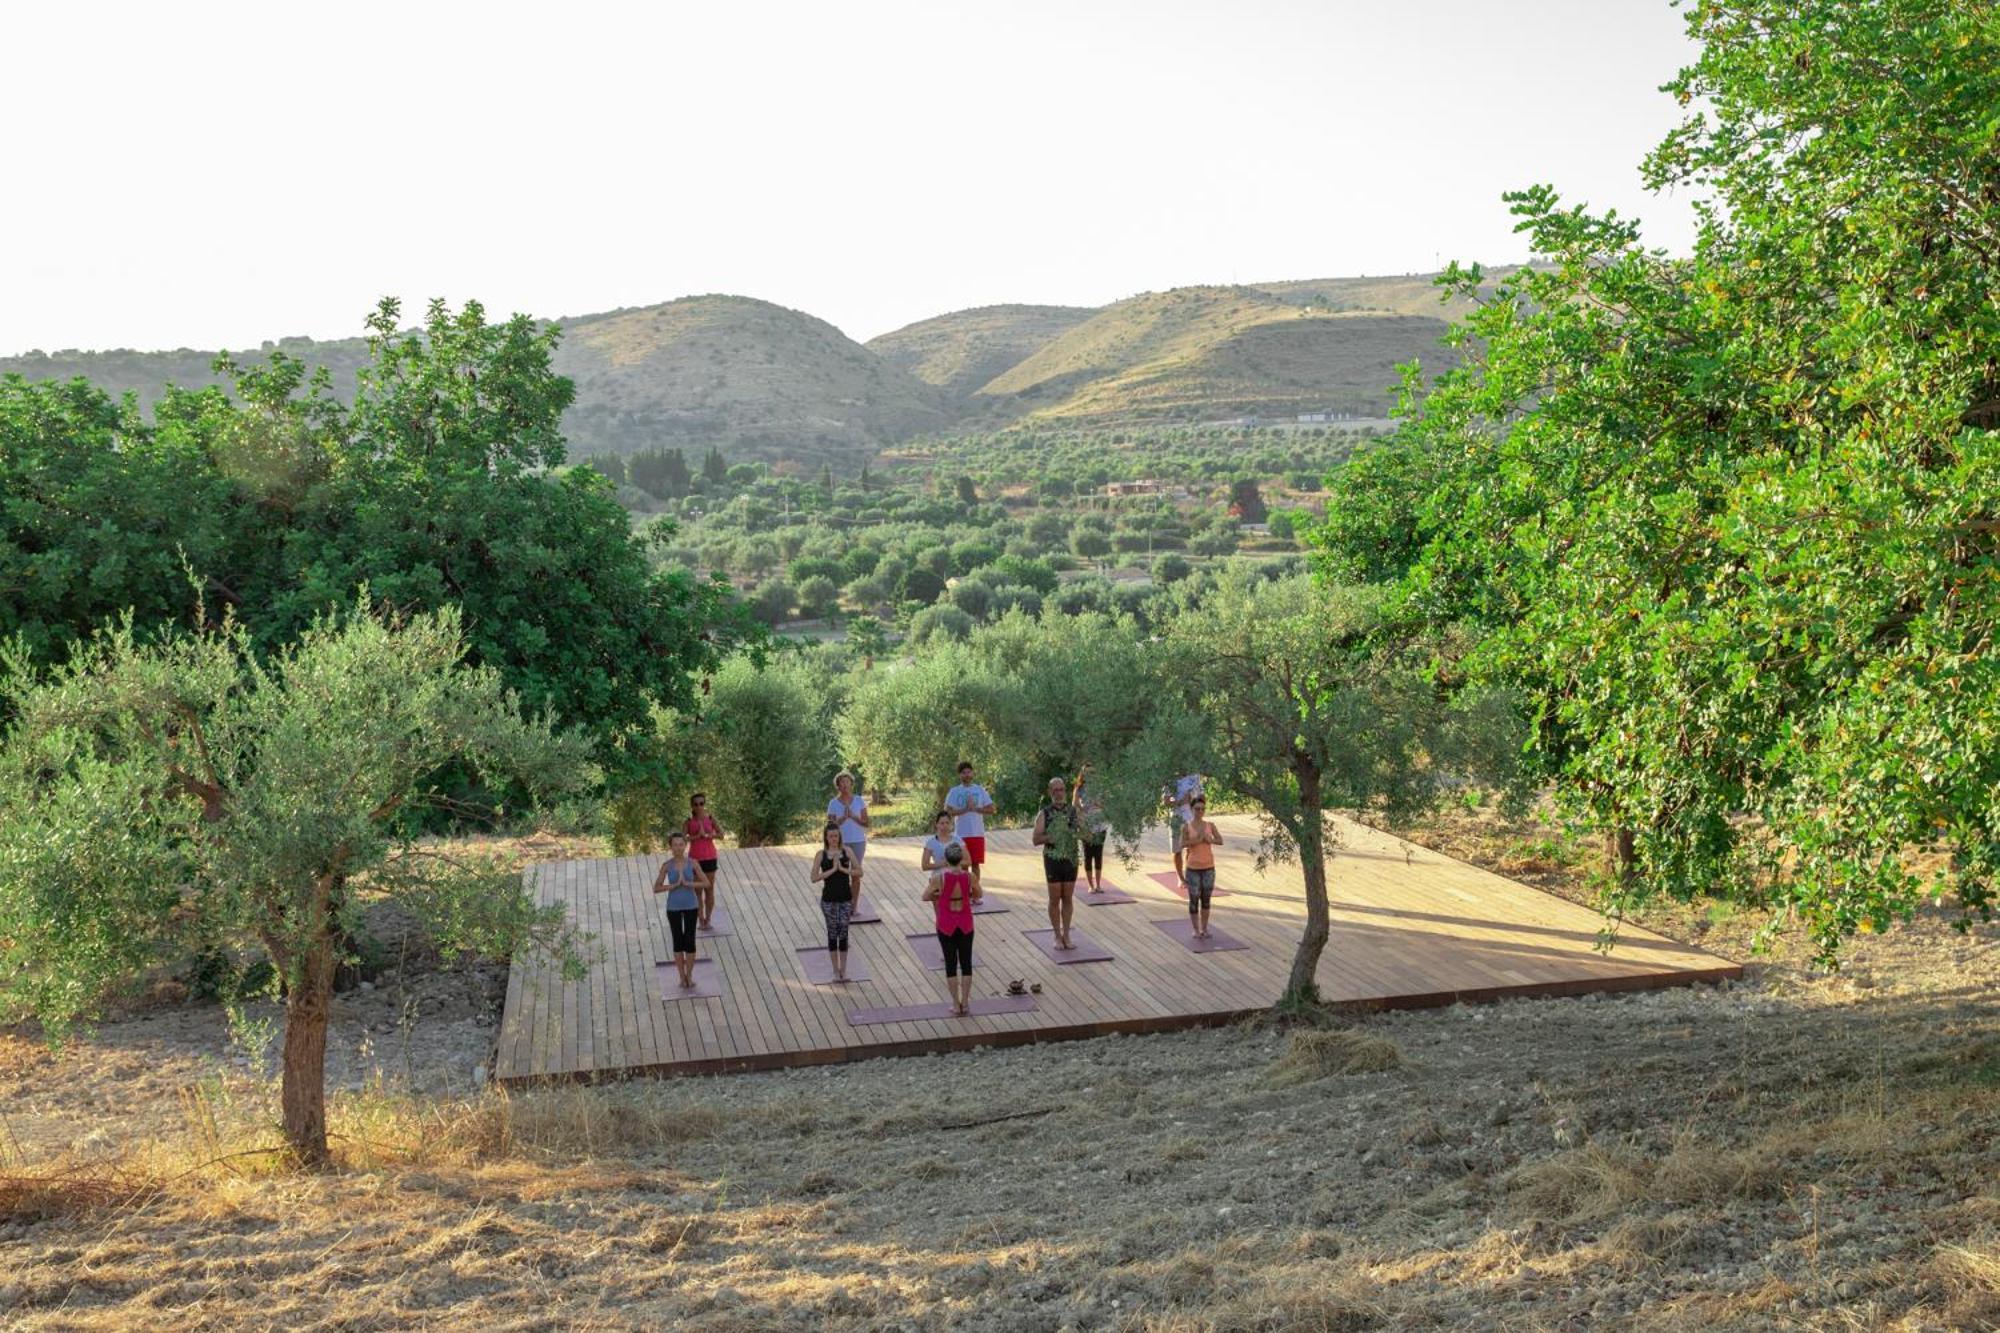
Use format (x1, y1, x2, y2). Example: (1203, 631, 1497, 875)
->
(0, 272, 1482, 458)
(972, 274, 1471, 425)
(0, 296, 948, 469)
(552, 295, 948, 466)
(864, 303, 1096, 401)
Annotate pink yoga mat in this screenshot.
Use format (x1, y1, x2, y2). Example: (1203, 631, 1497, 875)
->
(1149, 870, 1232, 899)
(847, 994, 1037, 1026)
(697, 906, 735, 938)
(796, 947, 871, 984)
(1023, 928, 1113, 964)
(1151, 917, 1250, 954)
(654, 959, 724, 1001)
(1079, 883, 1137, 905)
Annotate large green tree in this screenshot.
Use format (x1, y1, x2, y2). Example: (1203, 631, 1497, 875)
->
(1316, 0, 1999, 956)
(0, 600, 594, 1163)
(3, 299, 750, 791)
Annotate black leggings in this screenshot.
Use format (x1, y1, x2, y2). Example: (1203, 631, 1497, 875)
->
(666, 908, 698, 954)
(938, 928, 974, 977)
(822, 900, 853, 953)
(1082, 839, 1105, 878)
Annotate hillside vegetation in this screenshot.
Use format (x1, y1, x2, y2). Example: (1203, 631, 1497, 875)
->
(555, 295, 949, 464)
(973, 276, 1471, 424)
(864, 302, 1095, 401)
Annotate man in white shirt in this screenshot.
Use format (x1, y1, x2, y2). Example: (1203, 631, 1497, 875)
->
(945, 760, 996, 883)
(827, 772, 870, 866)
(1167, 772, 1204, 881)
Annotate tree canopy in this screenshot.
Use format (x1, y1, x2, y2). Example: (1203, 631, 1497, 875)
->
(1313, 0, 1999, 958)
(2, 298, 751, 792)
(0, 599, 594, 1162)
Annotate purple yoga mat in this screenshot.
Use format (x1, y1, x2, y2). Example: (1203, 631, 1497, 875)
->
(1079, 883, 1137, 905)
(1152, 917, 1250, 954)
(1023, 928, 1114, 964)
(849, 893, 882, 924)
(697, 906, 735, 938)
(654, 959, 724, 1001)
(905, 932, 947, 971)
(971, 897, 1010, 914)
(846, 994, 1038, 1026)
(1149, 870, 1232, 899)
(796, 947, 871, 984)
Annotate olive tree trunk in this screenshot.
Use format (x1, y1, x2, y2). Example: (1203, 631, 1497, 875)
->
(1606, 826, 1636, 886)
(280, 868, 346, 1167)
(1281, 763, 1329, 1008)
(280, 930, 335, 1166)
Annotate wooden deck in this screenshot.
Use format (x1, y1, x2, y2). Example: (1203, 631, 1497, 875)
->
(494, 814, 1740, 1084)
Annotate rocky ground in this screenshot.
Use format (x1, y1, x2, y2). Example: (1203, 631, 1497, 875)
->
(1, 819, 1994, 1331)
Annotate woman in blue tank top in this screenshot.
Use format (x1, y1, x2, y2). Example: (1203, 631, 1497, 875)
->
(652, 831, 711, 990)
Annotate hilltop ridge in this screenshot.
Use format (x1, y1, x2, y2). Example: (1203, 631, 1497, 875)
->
(0, 270, 1479, 459)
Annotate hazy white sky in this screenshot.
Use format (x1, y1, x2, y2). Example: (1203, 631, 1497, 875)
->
(2, 0, 1700, 354)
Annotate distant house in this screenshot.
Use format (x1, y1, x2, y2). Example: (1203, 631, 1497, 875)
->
(1103, 479, 1166, 497)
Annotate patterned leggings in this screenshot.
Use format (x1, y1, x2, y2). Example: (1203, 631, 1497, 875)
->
(821, 900, 853, 953)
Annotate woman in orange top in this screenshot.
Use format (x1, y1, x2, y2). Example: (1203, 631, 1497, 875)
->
(1180, 796, 1224, 939)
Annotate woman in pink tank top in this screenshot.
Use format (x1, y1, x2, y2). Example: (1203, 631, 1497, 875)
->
(923, 843, 982, 1015)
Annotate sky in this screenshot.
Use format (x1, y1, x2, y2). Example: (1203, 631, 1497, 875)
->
(1, 0, 1702, 354)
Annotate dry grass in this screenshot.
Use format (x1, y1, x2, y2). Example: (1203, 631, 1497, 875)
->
(1264, 1028, 1402, 1085)
(2, 807, 1993, 1330)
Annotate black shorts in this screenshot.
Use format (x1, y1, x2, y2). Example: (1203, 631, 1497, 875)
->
(1043, 857, 1078, 883)
(697, 858, 718, 875)
(666, 907, 698, 954)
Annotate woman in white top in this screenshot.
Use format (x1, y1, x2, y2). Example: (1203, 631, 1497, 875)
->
(922, 810, 964, 874)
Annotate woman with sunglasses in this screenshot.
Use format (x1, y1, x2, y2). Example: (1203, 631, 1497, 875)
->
(684, 793, 725, 929)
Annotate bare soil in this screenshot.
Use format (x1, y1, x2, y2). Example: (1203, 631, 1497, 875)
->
(2, 818, 1995, 1331)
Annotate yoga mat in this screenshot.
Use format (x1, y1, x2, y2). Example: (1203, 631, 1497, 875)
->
(849, 894, 882, 924)
(847, 994, 1038, 1026)
(1148, 870, 1232, 899)
(1079, 883, 1137, 905)
(697, 906, 735, 938)
(654, 959, 724, 1001)
(905, 932, 947, 971)
(1023, 928, 1114, 964)
(796, 946, 871, 984)
(1152, 917, 1250, 954)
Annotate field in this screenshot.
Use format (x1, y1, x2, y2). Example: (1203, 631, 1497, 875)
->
(4, 814, 1994, 1331)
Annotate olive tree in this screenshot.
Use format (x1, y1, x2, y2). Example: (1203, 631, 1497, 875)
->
(1112, 574, 1520, 1007)
(0, 600, 593, 1165)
